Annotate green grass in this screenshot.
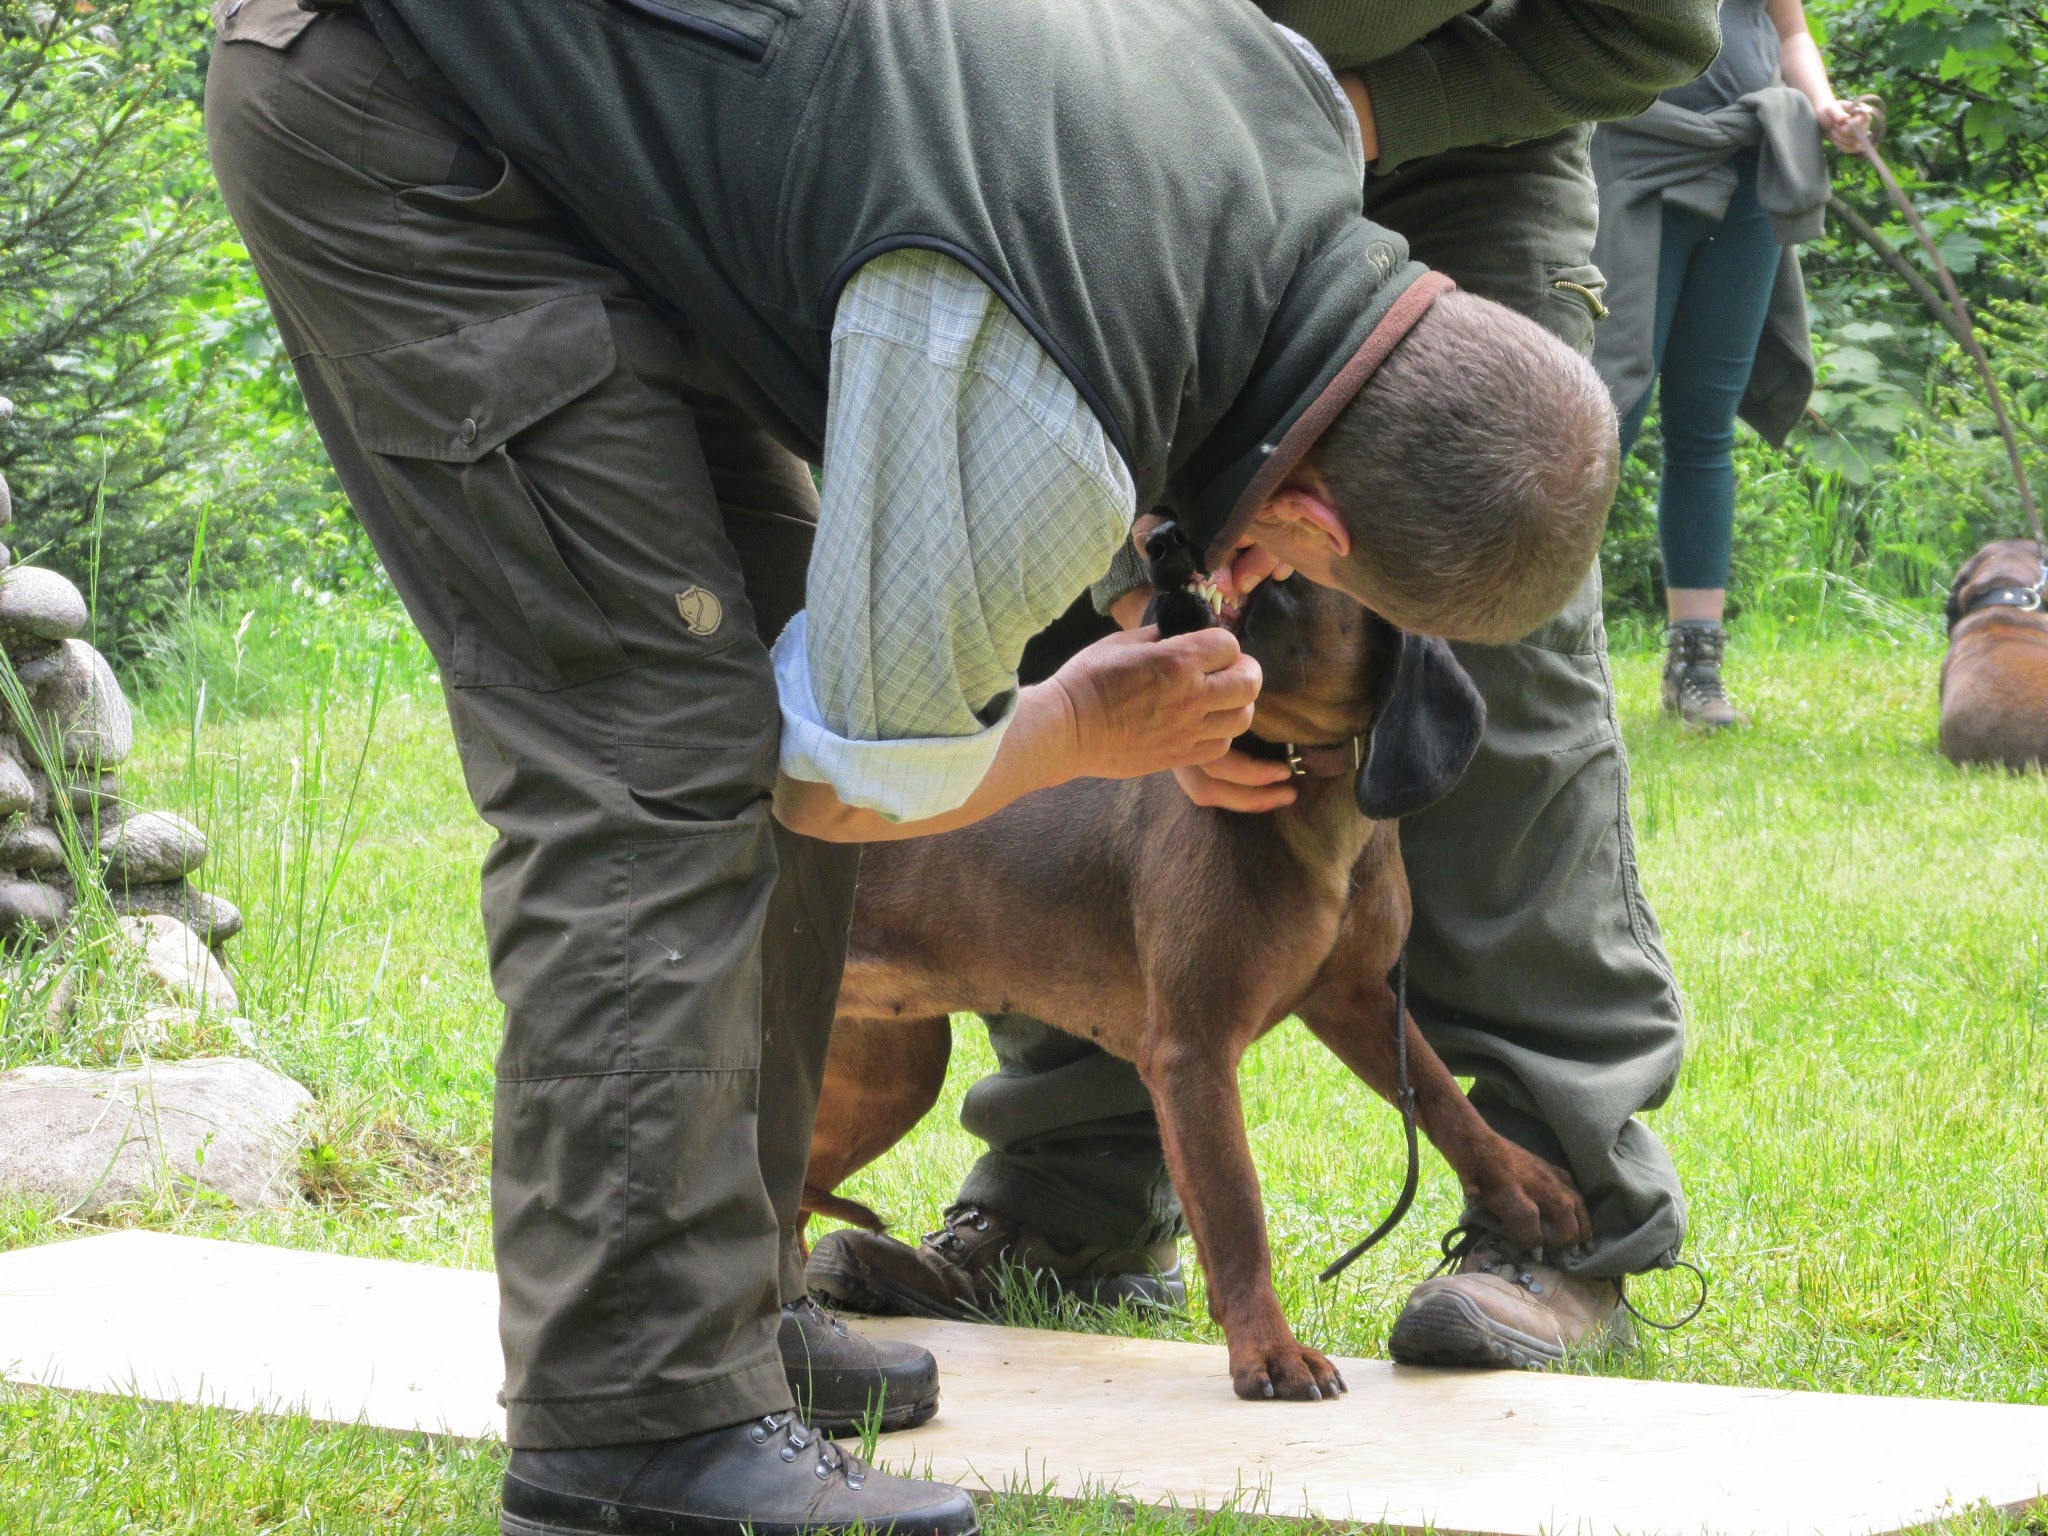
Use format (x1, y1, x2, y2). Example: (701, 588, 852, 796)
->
(2, 593, 2045, 1531)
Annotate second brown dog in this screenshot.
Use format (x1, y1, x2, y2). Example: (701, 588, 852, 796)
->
(1942, 537, 2048, 770)
(802, 573, 1591, 1403)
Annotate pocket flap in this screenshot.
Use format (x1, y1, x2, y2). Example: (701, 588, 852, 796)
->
(335, 293, 616, 463)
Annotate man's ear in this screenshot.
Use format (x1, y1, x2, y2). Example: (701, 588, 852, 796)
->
(1355, 617, 1487, 821)
(1254, 483, 1351, 559)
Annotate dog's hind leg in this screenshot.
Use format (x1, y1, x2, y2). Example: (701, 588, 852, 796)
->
(1296, 972, 1592, 1253)
(801, 1013, 951, 1239)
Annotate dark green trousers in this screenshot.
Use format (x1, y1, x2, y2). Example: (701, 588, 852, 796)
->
(963, 129, 1691, 1281)
(207, 7, 855, 1447)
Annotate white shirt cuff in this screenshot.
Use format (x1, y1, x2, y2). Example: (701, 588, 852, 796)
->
(771, 612, 1018, 824)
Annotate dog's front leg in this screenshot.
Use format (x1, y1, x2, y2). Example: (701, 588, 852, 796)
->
(1138, 1036, 1346, 1402)
(1297, 972, 1591, 1253)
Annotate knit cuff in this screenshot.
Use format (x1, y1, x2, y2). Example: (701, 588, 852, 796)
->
(1089, 538, 1148, 616)
(1355, 46, 1458, 173)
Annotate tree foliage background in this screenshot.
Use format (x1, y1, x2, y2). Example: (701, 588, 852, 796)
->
(0, 0, 357, 646)
(0, 0, 2043, 643)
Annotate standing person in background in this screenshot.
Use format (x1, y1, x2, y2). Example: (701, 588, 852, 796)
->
(1591, 0, 1875, 729)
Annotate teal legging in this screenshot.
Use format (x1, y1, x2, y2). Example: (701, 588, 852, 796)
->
(1618, 149, 1783, 591)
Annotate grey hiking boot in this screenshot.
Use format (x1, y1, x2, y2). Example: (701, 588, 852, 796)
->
(806, 1204, 1185, 1321)
(779, 1297, 939, 1435)
(1387, 1230, 1633, 1370)
(1662, 619, 1747, 729)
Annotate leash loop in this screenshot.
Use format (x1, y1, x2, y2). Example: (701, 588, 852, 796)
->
(1319, 948, 1421, 1283)
(1620, 1257, 1710, 1333)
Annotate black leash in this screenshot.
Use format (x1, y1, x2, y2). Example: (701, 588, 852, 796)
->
(1318, 949, 1421, 1283)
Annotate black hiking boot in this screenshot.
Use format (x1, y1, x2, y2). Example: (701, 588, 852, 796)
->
(779, 1296, 939, 1434)
(806, 1204, 1184, 1321)
(1662, 620, 1747, 729)
(500, 1415, 979, 1536)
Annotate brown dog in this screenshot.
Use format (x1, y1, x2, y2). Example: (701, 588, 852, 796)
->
(1941, 538, 2048, 770)
(801, 558, 1592, 1403)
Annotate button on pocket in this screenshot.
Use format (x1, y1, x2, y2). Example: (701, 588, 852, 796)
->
(330, 293, 632, 690)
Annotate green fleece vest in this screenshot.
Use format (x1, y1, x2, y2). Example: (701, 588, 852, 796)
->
(366, 0, 1432, 560)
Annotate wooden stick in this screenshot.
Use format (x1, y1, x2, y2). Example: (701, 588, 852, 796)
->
(1846, 133, 2042, 542)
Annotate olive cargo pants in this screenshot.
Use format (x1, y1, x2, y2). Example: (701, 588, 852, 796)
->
(207, 7, 855, 1446)
(964, 129, 1691, 1282)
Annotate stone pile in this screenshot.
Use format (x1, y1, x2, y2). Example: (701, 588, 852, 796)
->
(0, 451, 305, 1214)
(0, 462, 242, 957)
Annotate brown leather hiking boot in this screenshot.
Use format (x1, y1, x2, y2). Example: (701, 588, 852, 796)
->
(1387, 1231, 1633, 1370)
(805, 1205, 1184, 1321)
(1662, 620, 1747, 729)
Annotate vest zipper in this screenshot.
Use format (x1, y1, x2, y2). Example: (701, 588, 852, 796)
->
(602, 0, 769, 61)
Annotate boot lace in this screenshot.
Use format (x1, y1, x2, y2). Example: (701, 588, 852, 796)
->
(746, 1412, 868, 1490)
(926, 1203, 993, 1258)
(1430, 1225, 1549, 1294)
(1666, 624, 1732, 706)
(1431, 1225, 1708, 1329)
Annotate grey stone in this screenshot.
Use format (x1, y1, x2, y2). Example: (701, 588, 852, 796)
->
(24, 640, 133, 769)
(112, 880, 243, 945)
(101, 810, 206, 884)
(0, 566, 87, 646)
(118, 913, 238, 1010)
(68, 771, 122, 819)
(0, 821, 65, 873)
(0, 875, 69, 937)
(0, 745, 32, 818)
(0, 1056, 309, 1214)
(0, 469, 9, 526)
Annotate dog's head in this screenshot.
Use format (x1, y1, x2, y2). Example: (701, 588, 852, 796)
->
(1946, 538, 2048, 633)
(1142, 522, 1485, 820)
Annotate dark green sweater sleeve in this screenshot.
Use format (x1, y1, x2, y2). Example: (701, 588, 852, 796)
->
(1263, 0, 1720, 172)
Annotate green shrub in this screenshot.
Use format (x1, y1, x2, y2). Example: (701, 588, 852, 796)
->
(0, 0, 368, 647)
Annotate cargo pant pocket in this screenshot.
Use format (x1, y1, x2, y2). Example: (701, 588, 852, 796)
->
(329, 292, 631, 690)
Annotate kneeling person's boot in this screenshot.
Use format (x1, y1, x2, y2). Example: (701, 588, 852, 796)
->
(780, 1297, 939, 1433)
(1662, 619, 1747, 729)
(1387, 1232, 1633, 1370)
(806, 1204, 1184, 1321)
(501, 1416, 979, 1536)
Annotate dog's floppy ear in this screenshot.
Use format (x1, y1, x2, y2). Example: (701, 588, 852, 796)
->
(1355, 619, 1487, 821)
(1945, 546, 1984, 634)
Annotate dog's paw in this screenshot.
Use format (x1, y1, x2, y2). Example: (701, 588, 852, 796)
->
(1229, 1337, 1347, 1402)
(1476, 1145, 1592, 1252)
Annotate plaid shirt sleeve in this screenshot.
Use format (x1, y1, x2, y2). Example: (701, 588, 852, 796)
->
(771, 249, 1136, 823)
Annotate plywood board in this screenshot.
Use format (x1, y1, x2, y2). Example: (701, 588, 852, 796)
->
(2, 1231, 2044, 1535)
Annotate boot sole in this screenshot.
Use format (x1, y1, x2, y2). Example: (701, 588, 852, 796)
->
(1386, 1290, 1565, 1370)
(502, 1513, 979, 1536)
(502, 1493, 979, 1536)
(806, 1385, 941, 1438)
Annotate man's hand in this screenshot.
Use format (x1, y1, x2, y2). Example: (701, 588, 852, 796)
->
(1172, 750, 1299, 813)
(1048, 627, 1264, 780)
(1105, 525, 1298, 811)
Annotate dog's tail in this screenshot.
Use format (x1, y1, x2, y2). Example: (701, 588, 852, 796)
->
(800, 1185, 887, 1233)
